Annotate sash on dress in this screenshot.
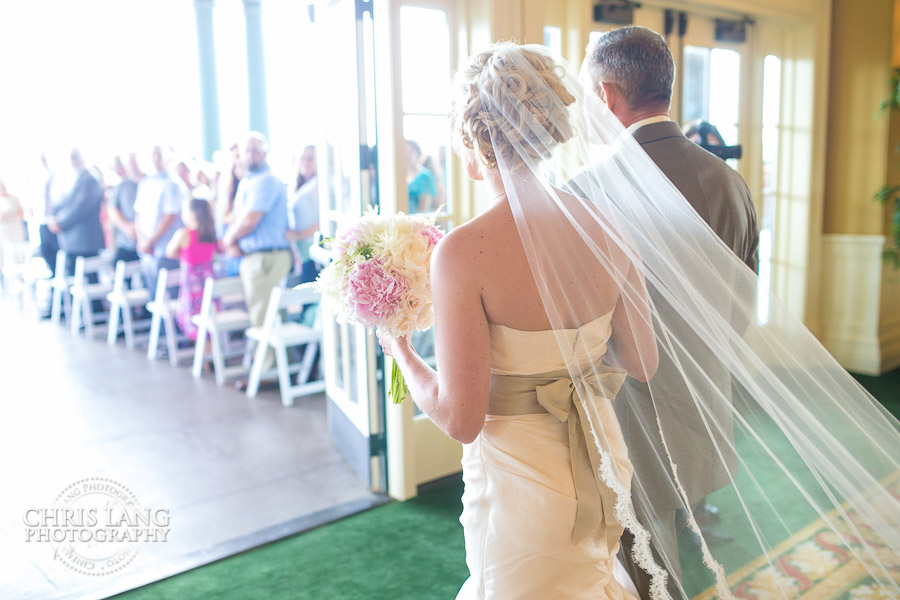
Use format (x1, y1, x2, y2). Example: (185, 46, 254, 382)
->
(489, 368, 628, 547)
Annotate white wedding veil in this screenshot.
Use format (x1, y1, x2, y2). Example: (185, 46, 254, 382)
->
(450, 41, 900, 599)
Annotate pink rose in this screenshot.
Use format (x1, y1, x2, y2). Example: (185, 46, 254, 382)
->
(347, 258, 408, 328)
(422, 224, 443, 247)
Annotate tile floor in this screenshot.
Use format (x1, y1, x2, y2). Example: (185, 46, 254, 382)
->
(0, 298, 381, 600)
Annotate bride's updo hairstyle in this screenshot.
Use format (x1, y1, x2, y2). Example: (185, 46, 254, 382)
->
(451, 41, 576, 171)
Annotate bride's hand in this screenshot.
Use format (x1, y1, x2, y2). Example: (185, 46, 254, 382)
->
(376, 330, 413, 358)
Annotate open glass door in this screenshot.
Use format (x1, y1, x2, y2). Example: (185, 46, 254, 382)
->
(317, 0, 384, 492)
(676, 15, 750, 179)
(374, 0, 462, 500)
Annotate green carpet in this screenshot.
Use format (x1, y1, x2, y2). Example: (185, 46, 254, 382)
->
(114, 369, 898, 600)
(852, 368, 900, 417)
(678, 368, 900, 596)
(114, 477, 467, 600)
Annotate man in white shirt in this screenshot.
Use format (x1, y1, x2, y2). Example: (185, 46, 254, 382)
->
(134, 145, 183, 292)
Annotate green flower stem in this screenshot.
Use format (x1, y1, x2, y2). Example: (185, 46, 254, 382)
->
(390, 361, 408, 405)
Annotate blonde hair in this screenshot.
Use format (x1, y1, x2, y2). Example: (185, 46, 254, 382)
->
(451, 41, 576, 171)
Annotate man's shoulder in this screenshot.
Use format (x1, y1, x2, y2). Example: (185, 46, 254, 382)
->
(632, 120, 685, 145)
(247, 170, 284, 191)
(639, 129, 744, 183)
(634, 122, 715, 157)
(243, 169, 286, 215)
(74, 168, 97, 186)
(75, 169, 103, 196)
(295, 178, 317, 203)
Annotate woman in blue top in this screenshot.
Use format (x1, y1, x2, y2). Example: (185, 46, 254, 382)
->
(406, 140, 437, 213)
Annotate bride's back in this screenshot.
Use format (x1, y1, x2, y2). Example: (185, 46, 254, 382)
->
(459, 188, 628, 332)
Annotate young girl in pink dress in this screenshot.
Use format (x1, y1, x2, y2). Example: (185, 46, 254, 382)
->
(166, 198, 218, 340)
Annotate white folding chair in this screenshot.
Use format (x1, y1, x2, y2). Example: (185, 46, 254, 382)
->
(106, 260, 150, 348)
(49, 250, 72, 325)
(146, 267, 193, 365)
(69, 255, 113, 337)
(191, 276, 252, 385)
(245, 284, 325, 406)
(0, 241, 42, 310)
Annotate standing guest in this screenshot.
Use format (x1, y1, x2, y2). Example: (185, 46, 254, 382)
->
(286, 145, 319, 283)
(128, 151, 146, 182)
(37, 152, 62, 276)
(174, 159, 196, 195)
(107, 154, 141, 264)
(0, 176, 25, 267)
(214, 143, 242, 239)
(422, 153, 446, 210)
(214, 144, 243, 276)
(134, 145, 183, 292)
(684, 119, 728, 147)
(166, 196, 218, 341)
(406, 140, 437, 213)
(222, 132, 291, 376)
(47, 148, 105, 275)
(195, 162, 212, 189)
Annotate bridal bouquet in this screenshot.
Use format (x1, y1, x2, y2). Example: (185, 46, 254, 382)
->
(316, 207, 444, 403)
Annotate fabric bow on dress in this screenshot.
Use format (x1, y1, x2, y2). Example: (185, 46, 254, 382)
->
(489, 366, 628, 547)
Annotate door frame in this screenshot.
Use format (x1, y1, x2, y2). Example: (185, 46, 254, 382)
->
(317, 0, 385, 493)
(374, 0, 464, 500)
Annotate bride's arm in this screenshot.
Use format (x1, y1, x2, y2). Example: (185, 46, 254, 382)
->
(377, 229, 491, 444)
(606, 261, 659, 382)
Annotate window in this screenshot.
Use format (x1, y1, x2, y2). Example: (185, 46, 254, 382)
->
(261, 0, 322, 176)
(682, 46, 741, 146)
(543, 26, 562, 56)
(757, 54, 782, 324)
(215, 0, 250, 151)
(0, 0, 201, 190)
(399, 6, 451, 216)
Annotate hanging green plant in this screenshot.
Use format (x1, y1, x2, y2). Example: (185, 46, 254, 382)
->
(874, 185, 900, 268)
(875, 66, 900, 269)
(878, 68, 900, 113)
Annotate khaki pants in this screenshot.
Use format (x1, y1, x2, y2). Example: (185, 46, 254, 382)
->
(239, 249, 292, 370)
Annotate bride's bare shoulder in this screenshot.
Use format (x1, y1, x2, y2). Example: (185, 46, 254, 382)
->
(431, 204, 512, 274)
(433, 214, 488, 261)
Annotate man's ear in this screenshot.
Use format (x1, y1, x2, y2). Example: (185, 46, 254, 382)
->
(599, 81, 618, 111)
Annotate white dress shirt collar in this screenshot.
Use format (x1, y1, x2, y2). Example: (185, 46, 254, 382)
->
(626, 115, 672, 134)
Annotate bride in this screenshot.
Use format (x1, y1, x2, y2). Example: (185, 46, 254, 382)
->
(378, 42, 900, 599)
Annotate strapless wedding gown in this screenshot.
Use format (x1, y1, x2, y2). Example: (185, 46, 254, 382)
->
(456, 310, 639, 599)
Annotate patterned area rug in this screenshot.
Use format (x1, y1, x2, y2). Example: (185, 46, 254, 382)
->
(695, 473, 900, 599)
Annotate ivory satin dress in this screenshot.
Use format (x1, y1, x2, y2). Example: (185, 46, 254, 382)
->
(456, 310, 640, 599)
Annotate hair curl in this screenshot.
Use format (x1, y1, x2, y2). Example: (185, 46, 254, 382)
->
(451, 42, 576, 171)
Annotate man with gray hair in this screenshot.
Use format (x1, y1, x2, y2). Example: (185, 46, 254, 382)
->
(584, 26, 759, 599)
(223, 131, 291, 379)
(584, 25, 758, 271)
